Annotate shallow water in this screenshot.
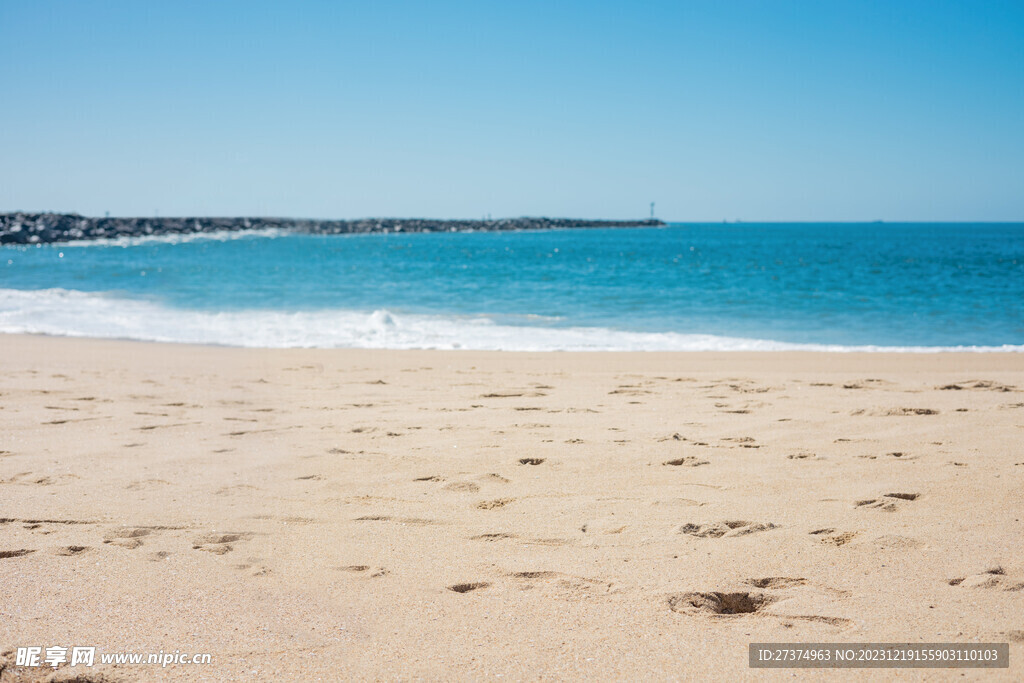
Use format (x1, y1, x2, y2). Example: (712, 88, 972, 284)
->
(2, 223, 1022, 350)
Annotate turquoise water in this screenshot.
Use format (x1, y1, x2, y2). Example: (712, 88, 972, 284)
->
(2, 223, 1022, 350)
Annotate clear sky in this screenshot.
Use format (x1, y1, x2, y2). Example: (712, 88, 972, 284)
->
(1, 0, 1022, 221)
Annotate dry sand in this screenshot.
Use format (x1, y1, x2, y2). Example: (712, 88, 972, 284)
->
(1, 334, 1023, 681)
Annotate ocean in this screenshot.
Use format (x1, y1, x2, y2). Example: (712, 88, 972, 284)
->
(1, 223, 1022, 351)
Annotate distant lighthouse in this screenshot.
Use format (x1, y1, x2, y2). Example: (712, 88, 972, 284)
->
(650, 202, 655, 219)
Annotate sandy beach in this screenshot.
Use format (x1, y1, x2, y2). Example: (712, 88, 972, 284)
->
(1, 334, 1022, 680)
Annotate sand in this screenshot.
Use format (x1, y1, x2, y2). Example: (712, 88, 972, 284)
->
(1, 334, 1022, 681)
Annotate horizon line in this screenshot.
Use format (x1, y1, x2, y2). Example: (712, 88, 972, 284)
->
(2, 211, 1023, 224)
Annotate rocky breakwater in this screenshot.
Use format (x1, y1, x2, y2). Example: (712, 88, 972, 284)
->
(0, 213, 666, 244)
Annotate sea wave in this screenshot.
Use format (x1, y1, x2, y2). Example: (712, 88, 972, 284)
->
(1, 288, 1021, 352)
(52, 228, 289, 248)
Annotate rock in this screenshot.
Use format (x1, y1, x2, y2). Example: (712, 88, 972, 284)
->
(0, 212, 666, 244)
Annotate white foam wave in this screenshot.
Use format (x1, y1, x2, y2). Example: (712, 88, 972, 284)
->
(1, 288, 1021, 352)
(55, 228, 288, 248)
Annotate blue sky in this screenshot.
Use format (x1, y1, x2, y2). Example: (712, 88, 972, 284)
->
(1, 0, 1022, 220)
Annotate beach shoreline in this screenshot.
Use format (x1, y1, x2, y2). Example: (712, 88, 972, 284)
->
(2, 333, 1022, 680)
(4, 331, 1024, 365)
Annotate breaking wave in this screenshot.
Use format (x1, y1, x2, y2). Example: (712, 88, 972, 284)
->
(2, 289, 1021, 352)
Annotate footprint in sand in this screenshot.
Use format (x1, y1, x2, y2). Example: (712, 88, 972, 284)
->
(470, 532, 517, 541)
(0, 549, 36, 559)
(2, 517, 95, 530)
(449, 582, 489, 593)
(810, 528, 859, 546)
(4, 472, 80, 487)
(857, 452, 916, 461)
(874, 407, 939, 416)
(231, 557, 272, 576)
(228, 563, 271, 576)
(720, 436, 760, 448)
(663, 457, 710, 467)
(103, 527, 157, 549)
(444, 481, 480, 493)
(192, 532, 252, 555)
(746, 577, 808, 589)
(468, 532, 572, 546)
(854, 492, 920, 511)
(475, 498, 515, 510)
(509, 571, 562, 580)
(337, 565, 389, 578)
(668, 591, 775, 616)
(524, 537, 573, 546)
(939, 380, 1016, 392)
(669, 584, 853, 628)
(948, 567, 1024, 591)
(680, 521, 778, 538)
(53, 545, 89, 556)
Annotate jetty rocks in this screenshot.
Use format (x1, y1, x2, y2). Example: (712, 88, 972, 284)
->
(0, 213, 666, 245)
